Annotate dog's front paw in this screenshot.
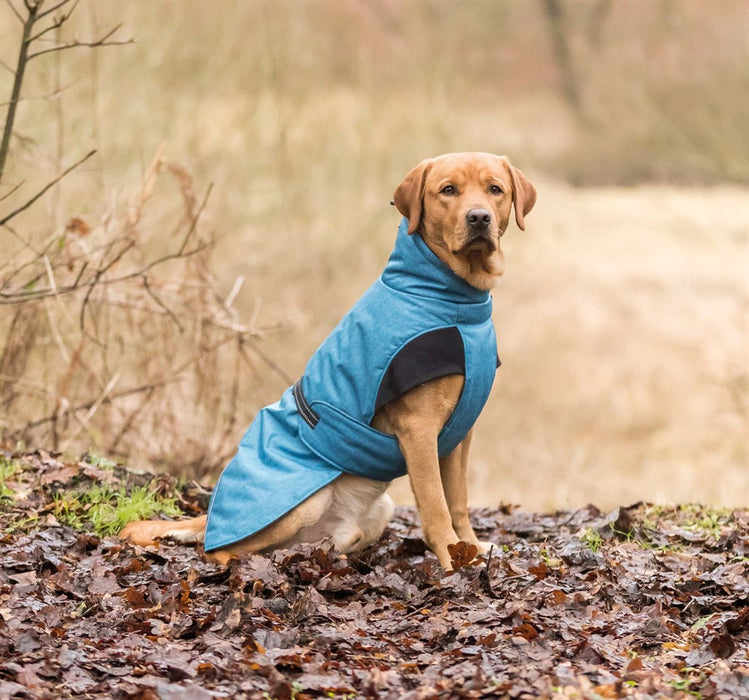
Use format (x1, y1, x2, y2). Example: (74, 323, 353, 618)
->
(476, 540, 496, 556)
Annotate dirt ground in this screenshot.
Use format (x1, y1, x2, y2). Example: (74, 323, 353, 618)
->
(1, 451, 747, 699)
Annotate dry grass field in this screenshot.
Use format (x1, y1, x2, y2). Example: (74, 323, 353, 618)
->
(1, 1, 747, 510)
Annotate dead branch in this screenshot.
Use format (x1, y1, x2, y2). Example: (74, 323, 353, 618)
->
(0, 239, 211, 305)
(0, 0, 39, 181)
(77, 238, 136, 329)
(141, 274, 184, 333)
(0, 181, 213, 307)
(27, 0, 77, 42)
(2, 142, 276, 478)
(36, 0, 72, 21)
(0, 180, 24, 202)
(21, 378, 182, 431)
(27, 24, 134, 61)
(0, 149, 95, 226)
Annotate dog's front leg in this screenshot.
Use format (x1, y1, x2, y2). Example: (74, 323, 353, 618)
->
(440, 430, 493, 555)
(398, 426, 460, 570)
(374, 375, 467, 570)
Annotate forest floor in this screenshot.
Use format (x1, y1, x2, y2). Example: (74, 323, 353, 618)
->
(0, 450, 747, 699)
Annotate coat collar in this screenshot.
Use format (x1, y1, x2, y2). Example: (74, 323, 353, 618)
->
(380, 218, 492, 322)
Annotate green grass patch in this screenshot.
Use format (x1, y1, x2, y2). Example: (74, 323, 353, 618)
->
(0, 457, 22, 501)
(53, 483, 182, 537)
(580, 527, 603, 553)
(676, 504, 733, 539)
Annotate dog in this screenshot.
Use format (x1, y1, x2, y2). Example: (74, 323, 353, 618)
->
(121, 152, 536, 571)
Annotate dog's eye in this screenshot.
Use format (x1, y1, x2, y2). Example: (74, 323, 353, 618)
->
(440, 185, 457, 195)
(489, 184, 502, 195)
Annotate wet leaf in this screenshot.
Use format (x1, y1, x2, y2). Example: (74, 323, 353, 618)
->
(447, 541, 479, 570)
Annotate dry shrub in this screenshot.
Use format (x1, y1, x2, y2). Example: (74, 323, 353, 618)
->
(0, 147, 276, 479)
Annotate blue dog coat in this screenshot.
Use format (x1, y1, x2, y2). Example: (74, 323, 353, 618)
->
(204, 218, 499, 551)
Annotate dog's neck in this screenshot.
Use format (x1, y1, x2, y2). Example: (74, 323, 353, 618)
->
(381, 219, 494, 304)
(416, 229, 503, 292)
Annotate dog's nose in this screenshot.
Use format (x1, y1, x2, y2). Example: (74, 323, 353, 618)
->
(466, 208, 492, 230)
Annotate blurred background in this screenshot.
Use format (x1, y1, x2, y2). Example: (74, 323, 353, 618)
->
(1, 0, 747, 510)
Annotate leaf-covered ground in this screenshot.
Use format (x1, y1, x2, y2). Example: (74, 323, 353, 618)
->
(0, 451, 747, 699)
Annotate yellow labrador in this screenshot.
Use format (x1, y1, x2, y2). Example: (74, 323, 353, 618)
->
(121, 152, 536, 570)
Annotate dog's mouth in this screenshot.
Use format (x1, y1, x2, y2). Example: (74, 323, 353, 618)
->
(452, 235, 497, 255)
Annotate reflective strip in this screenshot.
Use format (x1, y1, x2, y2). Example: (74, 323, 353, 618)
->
(293, 379, 319, 428)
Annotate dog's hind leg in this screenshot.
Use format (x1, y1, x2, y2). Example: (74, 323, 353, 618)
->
(301, 474, 393, 554)
(349, 491, 394, 552)
(205, 485, 335, 564)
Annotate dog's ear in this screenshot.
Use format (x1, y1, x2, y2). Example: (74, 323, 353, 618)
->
(393, 158, 432, 235)
(507, 162, 537, 232)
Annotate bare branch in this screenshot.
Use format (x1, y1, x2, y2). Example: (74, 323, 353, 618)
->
(0, 238, 211, 305)
(101, 297, 261, 339)
(0, 0, 39, 181)
(27, 24, 134, 61)
(0, 149, 95, 226)
(0, 180, 24, 202)
(78, 239, 136, 329)
(68, 370, 121, 441)
(28, 0, 78, 43)
(179, 182, 213, 255)
(142, 275, 184, 333)
(22, 378, 183, 431)
(0, 229, 65, 285)
(36, 0, 73, 20)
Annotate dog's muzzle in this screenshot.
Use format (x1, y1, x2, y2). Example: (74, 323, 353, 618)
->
(462, 208, 498, 252)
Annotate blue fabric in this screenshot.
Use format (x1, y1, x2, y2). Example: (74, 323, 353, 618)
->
(204, 218, 498, 551)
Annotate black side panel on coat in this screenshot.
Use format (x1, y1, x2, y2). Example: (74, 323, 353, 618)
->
(374, 326, 465, 414)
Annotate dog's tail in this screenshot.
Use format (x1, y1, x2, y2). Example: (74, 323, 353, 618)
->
(119, 515, 206, 546)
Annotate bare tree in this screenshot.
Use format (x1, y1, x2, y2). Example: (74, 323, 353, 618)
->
(1, 0, 131, 186)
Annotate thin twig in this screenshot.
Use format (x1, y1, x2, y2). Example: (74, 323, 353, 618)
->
(78, 239, 135, 329)
(28, 1, 76, 43)
(0, 149, 95, 226)
(0, 180, 24, 202)
(0, 239, 210, 305)
(0, 0, 38, 181)
(0, 80, 76, 109)
(0, 229, 60, 286)
(93, 297, 260, 338)
(27, 25, 134, 61)
(0, 373, 52, 397)
(43, 296, 71, 363)
(178, 182, 213, 255)
(36, 0, 73, 21)
(142, 274, 184, 333)
(70, 371, 121, 438)
(22, 378, 183, 431)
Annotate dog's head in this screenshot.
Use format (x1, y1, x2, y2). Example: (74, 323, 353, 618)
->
(393, 152, 536, 290)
